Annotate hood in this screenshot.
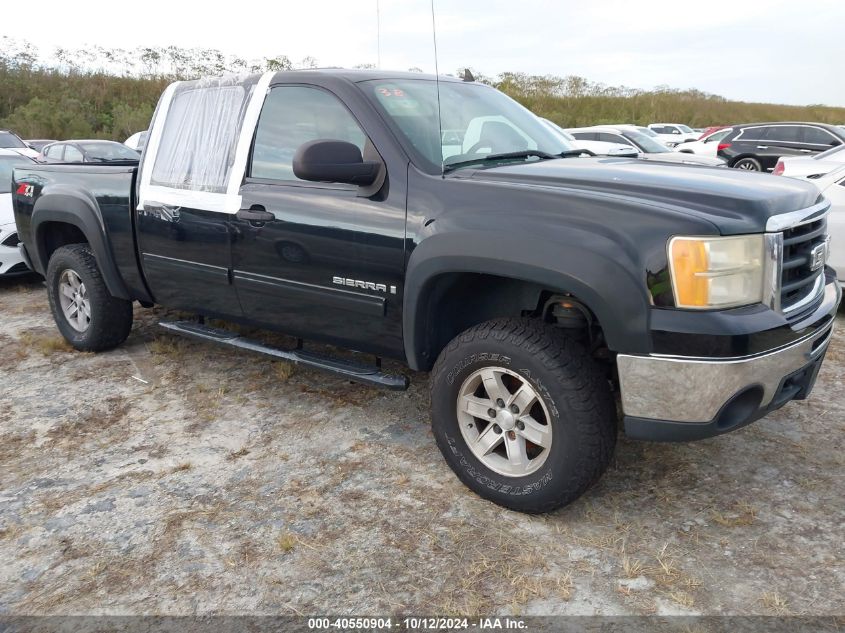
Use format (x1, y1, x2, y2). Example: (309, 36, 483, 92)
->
(458, 157, 824, 235)
(0, 193, 12, 226)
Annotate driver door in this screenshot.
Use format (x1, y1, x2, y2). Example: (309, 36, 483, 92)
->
(230, 84, 406, 357)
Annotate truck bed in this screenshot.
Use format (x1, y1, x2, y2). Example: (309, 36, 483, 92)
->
(12, 162, 149, 301)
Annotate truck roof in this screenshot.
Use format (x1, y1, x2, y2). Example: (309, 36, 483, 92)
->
(179, 68, 466, 88)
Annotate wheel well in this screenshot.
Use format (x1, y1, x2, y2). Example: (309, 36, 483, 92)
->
(413, 272, 604, 370)
(38, 222, 87, 262)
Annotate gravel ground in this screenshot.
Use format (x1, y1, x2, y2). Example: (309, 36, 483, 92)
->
(1, 274, 843, 617)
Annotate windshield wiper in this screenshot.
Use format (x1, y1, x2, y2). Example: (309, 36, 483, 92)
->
(444, 148, 597, 173)
(444, 149, 559, 172)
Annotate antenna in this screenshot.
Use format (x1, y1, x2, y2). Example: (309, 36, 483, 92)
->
(430, 0, 444, 175)
(376, 0, 381, 68)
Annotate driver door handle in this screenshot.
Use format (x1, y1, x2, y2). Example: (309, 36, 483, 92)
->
(237, 207, 275, 223)
(756, 145, 769, 149)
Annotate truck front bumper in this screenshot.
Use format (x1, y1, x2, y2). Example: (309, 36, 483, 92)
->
(618, 278, 840, 441)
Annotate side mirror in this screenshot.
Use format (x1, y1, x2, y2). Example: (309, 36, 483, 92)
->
(293, 140, 380, 186)
(671, 129, 681, 134)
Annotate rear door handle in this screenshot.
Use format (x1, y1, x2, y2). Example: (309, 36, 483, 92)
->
(756, 145, 769, 149)
(236, 208, 275, 223)
(799, 149, 812, 153)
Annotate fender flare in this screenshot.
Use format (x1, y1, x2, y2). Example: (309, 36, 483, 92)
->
(31, 188, 130, 299)
(403, 232, 651, 370)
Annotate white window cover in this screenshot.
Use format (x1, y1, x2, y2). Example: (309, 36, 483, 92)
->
(139, 72, 274, 214)
(151, 83, 247, 193)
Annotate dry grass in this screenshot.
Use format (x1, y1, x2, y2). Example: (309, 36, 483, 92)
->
(272, 361, 295, 382)
(170, 462, 192, 473)
(45, 396, 129, 446)
(146, 336, 190, 362)
(227, 447, 250, 461)
(761, 591, 790, 614)
(18, 330, 73, 355)
(277, 532, 297, 553)
(712, 502, 757, 527)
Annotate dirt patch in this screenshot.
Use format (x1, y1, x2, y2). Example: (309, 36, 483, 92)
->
(1, 276, 843, 616)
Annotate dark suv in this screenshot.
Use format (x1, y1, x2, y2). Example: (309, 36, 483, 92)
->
(718, 122, 845, 172)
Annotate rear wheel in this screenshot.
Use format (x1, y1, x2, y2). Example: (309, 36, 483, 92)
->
(46, 244, 133, 351)
(430, 318, 617, 513)
(733, 157, 762, 171)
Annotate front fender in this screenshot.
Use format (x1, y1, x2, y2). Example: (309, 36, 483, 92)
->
(31, 187, 130, 299)
(403, 231, 652, 370)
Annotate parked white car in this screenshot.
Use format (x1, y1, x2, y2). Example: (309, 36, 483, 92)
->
(0, 149, 35, 275)
(566, 125, 726, 166)
(0, 130, 39, 159)
(540, 119, 638, 156)
(675, 127, 733, 156)
(809, 165, 845, 281)
(124, 131, 148, 152)
(773, 144, 845, 180)
(648, 123, 699, 147)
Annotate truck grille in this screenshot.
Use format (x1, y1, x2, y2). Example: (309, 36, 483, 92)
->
(780, 216, 827, 314)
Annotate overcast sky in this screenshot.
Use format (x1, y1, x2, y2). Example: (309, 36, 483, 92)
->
(4, 0, 843, 106)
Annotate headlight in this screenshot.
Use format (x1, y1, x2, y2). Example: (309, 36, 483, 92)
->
(668, 235, 765, 309)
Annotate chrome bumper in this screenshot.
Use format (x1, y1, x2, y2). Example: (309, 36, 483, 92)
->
(617, 320, 834, 425)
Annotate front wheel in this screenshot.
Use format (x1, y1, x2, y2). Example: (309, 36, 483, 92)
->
(46, 243, 133, 351)
(430, 318, 617, 513)
(733, 157, 762, 171)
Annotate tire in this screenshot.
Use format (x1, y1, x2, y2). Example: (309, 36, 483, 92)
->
(733, 157, 762, 171)
(430, 318, 617, 513)
(46, 243, 133, 352)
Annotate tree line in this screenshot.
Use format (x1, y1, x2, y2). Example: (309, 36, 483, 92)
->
(2, 38, 844, 141)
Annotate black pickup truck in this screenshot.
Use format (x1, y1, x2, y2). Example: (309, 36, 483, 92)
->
(12, 70, 841, 513)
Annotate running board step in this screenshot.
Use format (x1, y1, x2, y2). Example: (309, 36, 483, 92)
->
(159, 320, 409, 390)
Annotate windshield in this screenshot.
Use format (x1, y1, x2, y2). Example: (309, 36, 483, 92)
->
(541, 119, 577, 142)
(638, 127, 659, 138)
(677, 124, 694, 134)
(624, 130, 671, 153)
(0, 132, 26, 149)
(705, 128, 732, 142)
(0, 155, 33, 193)
(78, 142, 140, 162)
(363, 79, 575, 172)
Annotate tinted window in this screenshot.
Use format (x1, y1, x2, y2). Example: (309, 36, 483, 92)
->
(251, 86, 367, 182)
(598, 133, 626, 144)
(0, 131, 26, 148)
(768, 126, 803, 143)
(803, 127, 839, 146)
(64, 146, 83, 162)
(739, 127, 769, 141)
(572, 132, 598, 141)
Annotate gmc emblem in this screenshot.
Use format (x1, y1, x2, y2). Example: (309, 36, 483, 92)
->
(809, 240, 829, 271)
